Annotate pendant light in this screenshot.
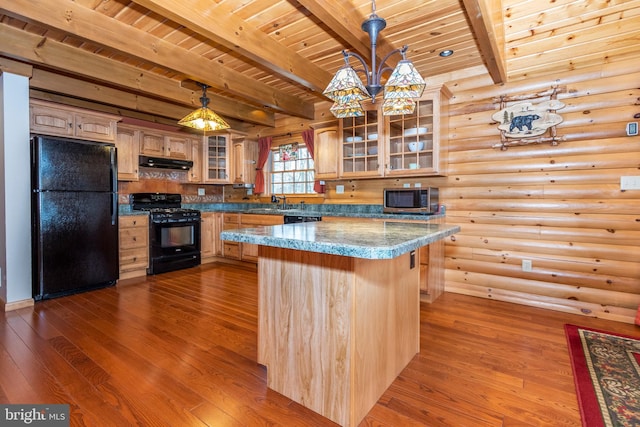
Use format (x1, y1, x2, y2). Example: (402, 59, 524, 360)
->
(178, 83, 230, 131)
(323, 0, 426, 117)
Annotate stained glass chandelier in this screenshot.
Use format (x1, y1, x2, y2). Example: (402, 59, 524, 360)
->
(322, 0, 426, 118)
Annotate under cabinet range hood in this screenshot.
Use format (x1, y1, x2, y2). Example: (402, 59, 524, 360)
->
(139, 155, 193, 170)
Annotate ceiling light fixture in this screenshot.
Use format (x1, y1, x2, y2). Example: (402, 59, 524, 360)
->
(439, 49, 454, 57)
(323, 0, 425, 118)
(178, 83, 230, 131)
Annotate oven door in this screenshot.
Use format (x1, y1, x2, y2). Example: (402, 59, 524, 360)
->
(149, 217, 201, 274)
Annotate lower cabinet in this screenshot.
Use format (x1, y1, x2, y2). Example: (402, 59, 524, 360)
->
(205, 212, 284, 263)
(119, 215, 149, 280)
(222, 213, 241, 260)
(239, 214, 283, 262)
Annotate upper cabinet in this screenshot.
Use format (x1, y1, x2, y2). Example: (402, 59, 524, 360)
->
(30, 99, 120, 142)
(140, 131, 191, 160)
(334, 85, 450, 179)
(203, 133, 231, 184)
(203, 131, 257, 185)
(115, 124, 140, 181)
(232, 133, 258, 185)
(313, 125, 339, 180)
(384, 86, 451, 176)
(339, 102, 384, 178)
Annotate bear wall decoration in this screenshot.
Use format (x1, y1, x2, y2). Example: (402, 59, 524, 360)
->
(492, 100, 564, 139)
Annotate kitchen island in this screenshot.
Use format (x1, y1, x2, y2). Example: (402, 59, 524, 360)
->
(221, 220, 459, 427)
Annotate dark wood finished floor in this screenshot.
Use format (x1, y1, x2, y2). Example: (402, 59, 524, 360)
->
(2, 262, 638, 426)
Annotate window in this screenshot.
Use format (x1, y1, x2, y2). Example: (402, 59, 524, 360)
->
(270, 145, 315, 194)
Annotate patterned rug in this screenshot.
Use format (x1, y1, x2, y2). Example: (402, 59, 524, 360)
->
(565, 324, 640, 427)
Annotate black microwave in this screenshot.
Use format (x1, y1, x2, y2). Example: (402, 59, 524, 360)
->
(383, 187, 439, 214)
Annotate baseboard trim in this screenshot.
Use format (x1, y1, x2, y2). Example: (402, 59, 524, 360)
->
(3, 298, 35, 312)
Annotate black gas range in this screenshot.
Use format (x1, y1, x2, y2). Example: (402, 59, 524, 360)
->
(130, 193, 201, 275)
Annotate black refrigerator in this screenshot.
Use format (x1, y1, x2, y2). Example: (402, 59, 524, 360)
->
(31, 135, 119, 301)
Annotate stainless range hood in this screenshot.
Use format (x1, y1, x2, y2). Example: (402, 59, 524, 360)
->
(139, 155, 193, 170)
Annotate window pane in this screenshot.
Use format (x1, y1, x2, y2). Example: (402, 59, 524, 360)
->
(269, 145, 315, 195)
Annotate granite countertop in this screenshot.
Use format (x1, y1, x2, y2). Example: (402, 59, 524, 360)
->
(120, 202, 446, 222)
(220, 220, 460, 259)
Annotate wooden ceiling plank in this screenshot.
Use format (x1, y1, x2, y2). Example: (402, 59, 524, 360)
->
(0, 23, 275, 127)
(460, 0, 507, 84)
(131, 0, 332, 93)
(1, 0, 314, 119)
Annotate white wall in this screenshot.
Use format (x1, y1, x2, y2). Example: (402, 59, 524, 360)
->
(0, 72, 32, 304)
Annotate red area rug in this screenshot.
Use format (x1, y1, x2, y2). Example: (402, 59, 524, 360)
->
(565, 324, 640, 427)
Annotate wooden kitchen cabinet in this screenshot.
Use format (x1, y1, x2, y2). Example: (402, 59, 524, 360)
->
(222, 213, 241, 259)
(339, 101, 384, 178)
(30, 99, 120, 142)
(203, 134, 231, 183)
(140, 131, 191, 160)
(232, 134, 258, 185)
(119, 215, 149, 280)
(334, 85, 450, 179)
(201, 212, 222, 263)
(115, 124, 140, 181)
(189, 136, 203, 183)
(384, 85, 451, 177)
(239, 214, 283, 262)
(313, 125, 339, 180)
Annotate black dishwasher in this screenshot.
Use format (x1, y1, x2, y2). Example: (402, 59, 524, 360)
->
(283, 215, 322, 224)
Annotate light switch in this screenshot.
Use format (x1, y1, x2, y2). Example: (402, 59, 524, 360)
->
(621, 176, 640, 190)
(336, 185, 344, 194)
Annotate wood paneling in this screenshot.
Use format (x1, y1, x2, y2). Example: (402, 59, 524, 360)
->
(320, 59, 640, 323)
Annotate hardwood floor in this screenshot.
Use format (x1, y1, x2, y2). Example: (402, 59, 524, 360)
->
(2, 262, 638, 426)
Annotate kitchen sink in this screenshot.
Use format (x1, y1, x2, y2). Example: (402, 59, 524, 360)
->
(246, 207, 305, 214)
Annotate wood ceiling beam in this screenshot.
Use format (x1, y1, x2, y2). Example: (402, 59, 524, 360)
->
(297, 0, 396, 66)
(131, 0, 332, 94)
(0, 0, 314, 119)
(0, 23, 275, 127)
(460, 0, 507, 84)
(29, 69, 248, 130)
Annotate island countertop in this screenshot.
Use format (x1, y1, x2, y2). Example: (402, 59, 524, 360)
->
(220, 220, 460, 259)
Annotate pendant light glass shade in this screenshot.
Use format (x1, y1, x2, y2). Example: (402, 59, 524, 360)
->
(382, 98, 416, 116)
(178, 84, 230, 131)
(330, 101, 365, 118)
(323, 1, 426, 118)
(322, 66, 369, 104)
(383, 60, 426, 100)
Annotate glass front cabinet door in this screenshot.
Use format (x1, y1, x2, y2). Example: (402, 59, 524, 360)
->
(384, 85, 450, 176)
(338, 101, 384, 178)
(204, 133, 231, 183)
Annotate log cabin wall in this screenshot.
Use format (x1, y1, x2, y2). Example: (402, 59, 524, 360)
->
(322, 59, 640, 324)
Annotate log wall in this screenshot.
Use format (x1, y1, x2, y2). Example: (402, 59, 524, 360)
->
(321, 59, 640, 323)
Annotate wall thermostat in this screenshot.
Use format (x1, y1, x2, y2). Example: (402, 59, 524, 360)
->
(627, 122, 638, 136)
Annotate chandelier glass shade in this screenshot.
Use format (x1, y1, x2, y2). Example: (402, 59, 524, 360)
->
(323, 1, 426, 118)
(178, 84, 230, 131)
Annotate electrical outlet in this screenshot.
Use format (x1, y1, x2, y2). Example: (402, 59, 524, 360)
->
(403, 183, 411, 188)
(336, 185, 344, 194)
(522, 259, 532, 272)
(197, 188, 205, 196)
(414, 182, 422, 188)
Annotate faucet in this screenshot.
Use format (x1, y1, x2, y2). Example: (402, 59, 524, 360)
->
(271, 194, 287, 210)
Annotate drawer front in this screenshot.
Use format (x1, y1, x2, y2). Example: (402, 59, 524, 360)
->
(119, 227, 147, 250)
(223, 242, 241, 259)
(119, 247, 148, 272)
(120, 215, 148, 228)
(223, 213, 240, 224)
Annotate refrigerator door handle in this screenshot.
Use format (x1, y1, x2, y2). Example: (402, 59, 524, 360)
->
(111, 147, 118, 226)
